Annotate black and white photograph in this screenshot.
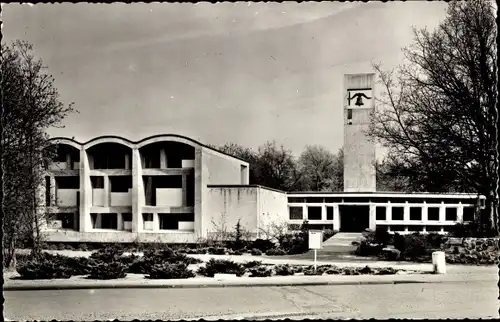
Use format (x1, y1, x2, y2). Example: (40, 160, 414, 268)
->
(2, 1, 498, 320)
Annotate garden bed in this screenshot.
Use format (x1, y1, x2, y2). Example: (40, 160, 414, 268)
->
(9, 247, 414, 281)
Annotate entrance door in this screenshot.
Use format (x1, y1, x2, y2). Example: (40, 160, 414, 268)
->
(339, 205, 370, 232)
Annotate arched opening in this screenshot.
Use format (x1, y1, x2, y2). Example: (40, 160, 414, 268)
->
(86, 142, 132, 170)
(139, 141, 195, 169)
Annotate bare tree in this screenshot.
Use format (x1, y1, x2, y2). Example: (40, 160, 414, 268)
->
(2, 40, 76, 267)
(369, 0, 498, 234)
(298, 145, 343, 191)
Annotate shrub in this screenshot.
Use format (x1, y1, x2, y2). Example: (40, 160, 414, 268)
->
(197, 259, 246, 277)
(17, 259, 73, 279)
(90, 246, 125, 262)
(249, 265, 273, 277)
(274, 264, 294, 276)
(355, 240, 383, 256)
(243, 260, 262, 268)
(265, 248, 287, 256)
(77, 243, 89, 251)
(250, 248, 262, 256)
(233, 250, 243, 256)
(250, 239, 275, 253)
(374, 267, 398, 275)
(208, 247, 227, 255)
(127, 248, 201, 274)
(147, 262, 195, 279)
(88, 261, 127, 280)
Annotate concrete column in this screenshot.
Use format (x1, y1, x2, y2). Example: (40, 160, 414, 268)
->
(422, 202, 428, 224)
(49, 176, 56, 206)
(302, 205, 308, 221)
(457, 203, 464, 223)
(439, 202, 446, 222)
(153, 213, 160, 232)
(103, 176, 110, 207)
(132, 148, 144, 233)
(194, 147, 204, 237)
(160, 148, 167, 169)
(387, 202, 393, 223)
(369, 204, 376, 230)
(66, 153, 71, 170)
(333, 205, 340, 231)
(79, 148, 92, 232)
(117, 213, 123, 231)
(182, 174, 187, 206)
(321, 205, 327, 221)
(403, 201, 410, 222)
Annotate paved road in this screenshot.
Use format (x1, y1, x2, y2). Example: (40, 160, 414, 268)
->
(4, 279, 498, 320)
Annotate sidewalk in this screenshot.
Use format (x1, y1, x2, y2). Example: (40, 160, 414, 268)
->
(4, 270, 494, 291)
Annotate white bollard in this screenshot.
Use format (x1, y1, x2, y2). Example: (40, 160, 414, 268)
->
(432, 251, 446, 274)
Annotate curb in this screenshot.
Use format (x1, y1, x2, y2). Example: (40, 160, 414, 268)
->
(3, 279, 439, 291)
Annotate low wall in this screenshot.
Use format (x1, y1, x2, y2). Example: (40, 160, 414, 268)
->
(441, 237, 499, 264)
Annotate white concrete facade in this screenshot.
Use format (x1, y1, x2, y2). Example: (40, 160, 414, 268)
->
(43, 135, 251, 244)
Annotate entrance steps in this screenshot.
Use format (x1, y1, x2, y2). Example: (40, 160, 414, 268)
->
(324, 233, 363, 247)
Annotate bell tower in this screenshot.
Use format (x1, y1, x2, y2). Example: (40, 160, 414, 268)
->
(343, 73, 376, 192)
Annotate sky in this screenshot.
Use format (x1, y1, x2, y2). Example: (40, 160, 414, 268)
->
(3, 2, 449, 156)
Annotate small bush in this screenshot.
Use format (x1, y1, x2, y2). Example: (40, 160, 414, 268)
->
(355, 241, 383, 256)
(197, 259, 246, 277)
(250, 248, 262, 256)
(233, 250, 243, 256)
(265, 248, 287, 256)
(374, 267, 398, 275)
(274, 264, 294, 276)
(88, 261, 127, 280)
(208, 247, 227, 255)
(78, 243, 89, 251)
(250, 239, 275, 253)
(249, 265, 273, 277)
(90, 246, 125, 262)
(243, 260, 262, 268)
(147, 262, 195, 279)
(17, 260, 72, 279)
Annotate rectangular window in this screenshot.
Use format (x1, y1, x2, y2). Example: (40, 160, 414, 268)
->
(445, 207, 457, 221)
(91, 176, 104, 189)
(307, 206, 322, 220)
(158, 213, 195, 230)
(376, 206, 386, 220)
(155, 175, 183, 189)
(122, 213, 132, 222)
(326, 206, 334, 220)
(288, 197, 305, 203)
(410, 207, 422, 221)
(463, 207, 474, 222)
(391, 207, 404, 221)
(427, 207, 440, 221)
(110, 176, 132, 192)
(101, 213, 118, 229)
(305, 197, 324, 203)
(56, 176, 79, 189)
(143, 213, 153, 222)
(289, 207, 303, 220)
(56, 213, 75, 229)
